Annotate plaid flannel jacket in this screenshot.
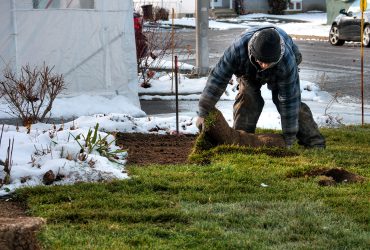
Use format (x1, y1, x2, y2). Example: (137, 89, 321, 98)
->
(198, 26, 302, 143)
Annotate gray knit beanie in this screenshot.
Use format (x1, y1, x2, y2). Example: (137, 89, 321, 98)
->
(250, 28, 281, 63)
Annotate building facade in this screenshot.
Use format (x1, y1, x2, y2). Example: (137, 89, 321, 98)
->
(244, 0, 326, 13)
(132, 0, 326, 18)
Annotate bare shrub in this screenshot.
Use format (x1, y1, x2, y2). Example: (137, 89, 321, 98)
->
(316, 72, 329, 90)
(0, 125, 14, 187)
(324, 92, 344, 127)
(137, 24, 190, 88)
(0, 64, 66, 126)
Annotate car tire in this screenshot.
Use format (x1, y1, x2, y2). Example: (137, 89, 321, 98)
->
(329, 25, 345, 46)
(363, 25, 370, 47)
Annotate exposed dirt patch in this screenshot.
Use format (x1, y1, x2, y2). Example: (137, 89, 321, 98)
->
(0, 198, 44, 250)
(297, 168, 366, 186)
(0, 199, 27, 218)
(117, 133, 197, 166)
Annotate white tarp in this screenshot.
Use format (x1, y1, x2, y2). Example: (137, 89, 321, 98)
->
(0, 0, 140, 108)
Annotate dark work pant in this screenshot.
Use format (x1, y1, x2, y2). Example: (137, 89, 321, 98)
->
(233, 76, 326, 148)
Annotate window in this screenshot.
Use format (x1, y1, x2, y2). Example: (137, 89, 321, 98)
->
(286, 0, 302, 11)
(211, 0, 222, 8)
(33, 0, 95, 9)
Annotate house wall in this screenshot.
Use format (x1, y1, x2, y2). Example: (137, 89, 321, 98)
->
(221, 0, 232, 8)
(133, 0, 195, 18)
(242, 0, 326, 13)
(302, 0, 326, 11)
(133, 1, 235, 18)
(243, 0, 270, 13)
(133, 0, 326, 17)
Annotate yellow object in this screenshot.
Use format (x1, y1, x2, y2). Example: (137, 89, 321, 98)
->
(360, 0, 367, 12)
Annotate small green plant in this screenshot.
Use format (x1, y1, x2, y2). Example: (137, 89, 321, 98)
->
(70, 123, 127, 163)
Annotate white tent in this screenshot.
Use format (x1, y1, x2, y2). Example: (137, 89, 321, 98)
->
(0, 0, 140, 108)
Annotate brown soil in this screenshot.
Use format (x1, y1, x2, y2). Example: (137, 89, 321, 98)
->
(300, 167, 366, 186)
(0, 199, 44, 250)
(117, 133, 197, 165)
(0, 200, 27, 218)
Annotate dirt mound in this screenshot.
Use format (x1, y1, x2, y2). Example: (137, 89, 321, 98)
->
(117, 133, 197, 165)
(303, 168, 366, 186)
(0, 199, 45, 250)
(0, 200, 27, 218)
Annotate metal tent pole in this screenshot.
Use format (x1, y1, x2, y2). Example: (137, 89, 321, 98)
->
(10, 0, 19, 73)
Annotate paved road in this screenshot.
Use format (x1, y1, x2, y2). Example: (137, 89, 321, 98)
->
(142, 28, 370, 115)
(179, 28, 370, 101)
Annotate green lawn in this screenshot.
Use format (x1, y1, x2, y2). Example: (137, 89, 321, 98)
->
(16, 126, 370, 249)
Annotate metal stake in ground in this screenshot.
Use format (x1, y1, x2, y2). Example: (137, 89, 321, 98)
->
(171, 8, 175, 93)
(175, 55, 179, 134)
(360, 0, 367, 126)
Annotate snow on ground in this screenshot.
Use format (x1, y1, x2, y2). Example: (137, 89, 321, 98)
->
(0, 112, 199, 196)
(0, 95, 146, 120)
(0, 12, 368, 196)
(160, 11, 330, 37)
(139, 72, 369, 128)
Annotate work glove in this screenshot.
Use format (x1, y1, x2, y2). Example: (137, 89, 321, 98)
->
(196, 117, 205, 132)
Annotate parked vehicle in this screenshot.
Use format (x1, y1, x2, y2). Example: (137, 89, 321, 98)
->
(329, 0, 370, 46)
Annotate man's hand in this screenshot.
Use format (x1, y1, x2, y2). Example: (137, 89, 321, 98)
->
(196, 117, 205, 131)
